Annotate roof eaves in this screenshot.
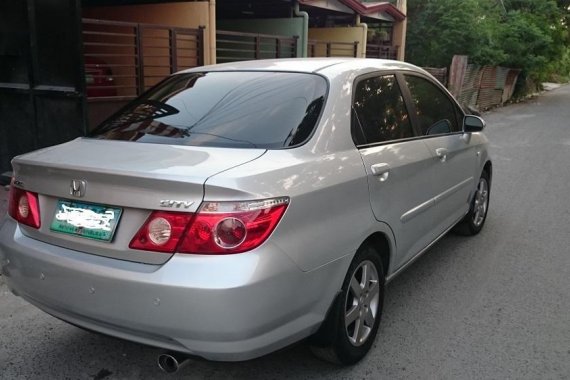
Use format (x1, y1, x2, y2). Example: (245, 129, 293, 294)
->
(338, 0, 406, 21)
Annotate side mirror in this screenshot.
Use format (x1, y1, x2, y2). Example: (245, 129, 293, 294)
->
(464, 115, 486, 132)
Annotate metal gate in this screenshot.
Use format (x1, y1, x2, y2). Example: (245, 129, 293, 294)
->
(82, 18, 205, 128)
(216, 30, 298, 63)
(0, 0, 87, 176)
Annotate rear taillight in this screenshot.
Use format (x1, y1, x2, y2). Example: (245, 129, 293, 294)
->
(180, 198, 289, 254)
(129, 211, 194, 253)
(8, 180, 41, 229)
(129, 197, 289, 254)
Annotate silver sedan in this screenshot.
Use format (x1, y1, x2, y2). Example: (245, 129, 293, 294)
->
(0, 58, 491, 369)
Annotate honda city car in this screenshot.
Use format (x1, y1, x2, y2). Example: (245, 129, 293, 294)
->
(0, 58, 491, 368)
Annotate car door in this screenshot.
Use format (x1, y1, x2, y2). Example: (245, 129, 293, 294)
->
(352, 73, 443, 269)
(402, 74, 477, 233)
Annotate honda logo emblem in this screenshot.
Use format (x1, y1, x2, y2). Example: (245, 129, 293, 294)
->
(70, 179, 87, 198)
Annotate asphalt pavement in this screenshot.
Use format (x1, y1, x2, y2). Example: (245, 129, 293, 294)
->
(1, 86, 569, 379)
(0, 186, 6, 216)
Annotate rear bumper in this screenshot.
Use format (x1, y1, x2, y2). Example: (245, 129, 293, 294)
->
(0, 219, 349, 361)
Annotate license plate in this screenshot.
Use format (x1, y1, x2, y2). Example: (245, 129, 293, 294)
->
(50, 200, 123, 242)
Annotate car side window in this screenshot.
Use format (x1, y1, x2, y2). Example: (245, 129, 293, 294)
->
(404, 75, 461, 135)
(352, 75, 413, 145)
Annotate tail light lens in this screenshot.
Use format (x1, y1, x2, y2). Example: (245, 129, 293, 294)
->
(180, 198, 289, 254)
(8, 181, 41, 229)
(129, 197, 289, 254)
(129, 211, 194, 253)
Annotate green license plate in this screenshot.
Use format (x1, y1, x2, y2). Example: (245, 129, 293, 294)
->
(50, 200, 123, 242)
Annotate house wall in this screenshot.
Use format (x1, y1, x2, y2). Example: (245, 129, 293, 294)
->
(308, 27, 365, 57)
(217, 18, 305, 57)
(392, 0, 407, 60)
(392, 20, 406, 60)
(83, 2, 213, 64)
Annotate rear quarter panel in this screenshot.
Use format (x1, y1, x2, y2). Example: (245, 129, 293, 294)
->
(204, 149, 394, 273)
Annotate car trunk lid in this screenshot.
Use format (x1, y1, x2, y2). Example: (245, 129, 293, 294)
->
(10, 138, 265, 264)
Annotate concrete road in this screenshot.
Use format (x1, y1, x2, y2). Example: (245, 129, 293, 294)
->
(1, 86, 569, 379)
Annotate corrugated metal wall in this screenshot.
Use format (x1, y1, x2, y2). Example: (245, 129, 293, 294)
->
(457, 65, 483, 107)
(448, 56, 521, 110)
(426, 55, 521, 111)
(423, 67, 448, 87)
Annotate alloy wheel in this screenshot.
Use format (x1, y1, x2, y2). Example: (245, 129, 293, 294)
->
(473, 177, 489, 227)
(344, 260, 380, 347)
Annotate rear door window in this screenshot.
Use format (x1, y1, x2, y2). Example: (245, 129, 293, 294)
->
(352, 74, 414, 146)
(91, 71, 328, 149)
(403, 75, 462, 135)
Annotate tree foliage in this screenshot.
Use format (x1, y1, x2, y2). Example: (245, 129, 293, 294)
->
(405, 0, 570, 82)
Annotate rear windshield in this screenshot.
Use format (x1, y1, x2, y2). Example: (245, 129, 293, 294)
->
(91, 71, 328, 149)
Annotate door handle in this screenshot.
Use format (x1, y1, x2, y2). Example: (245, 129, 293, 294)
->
(371, 163, 391, 182)
(435, 148, 448, 162)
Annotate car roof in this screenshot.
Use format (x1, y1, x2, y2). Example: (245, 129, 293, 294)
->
(179, 58, 424, 77)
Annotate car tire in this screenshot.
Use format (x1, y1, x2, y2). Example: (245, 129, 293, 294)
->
(310, 245, 385, 365)
(454, 170, 491, 236)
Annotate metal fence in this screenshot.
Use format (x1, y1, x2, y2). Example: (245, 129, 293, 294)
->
(82, 18, 205, 100)
(457, 65, 521, 111)
(216, 30, 298, 63)
(423, 67, 448, 87)
(308, 40, 359, 58)
(455, 64, 483, 107)
(366, 43, 398, 60)
(431, 55, 521, 111)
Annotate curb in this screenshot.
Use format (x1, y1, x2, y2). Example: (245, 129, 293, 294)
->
(542, 82, 563, 92)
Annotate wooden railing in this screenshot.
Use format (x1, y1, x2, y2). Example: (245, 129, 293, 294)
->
(308, 40, 359, 58)
(82, 18, 205, 100)
(366, 43, 398, 60)
(216, 30, 298, 63)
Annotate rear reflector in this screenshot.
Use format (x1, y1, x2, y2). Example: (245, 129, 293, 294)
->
(8, 180, 41, 229)
(129, 197, 289, 254)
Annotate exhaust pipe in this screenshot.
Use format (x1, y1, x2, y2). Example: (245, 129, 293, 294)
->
(157, 352, 191, 374)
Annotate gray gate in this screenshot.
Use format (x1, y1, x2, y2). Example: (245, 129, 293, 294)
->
(0, 0, 87, 176)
